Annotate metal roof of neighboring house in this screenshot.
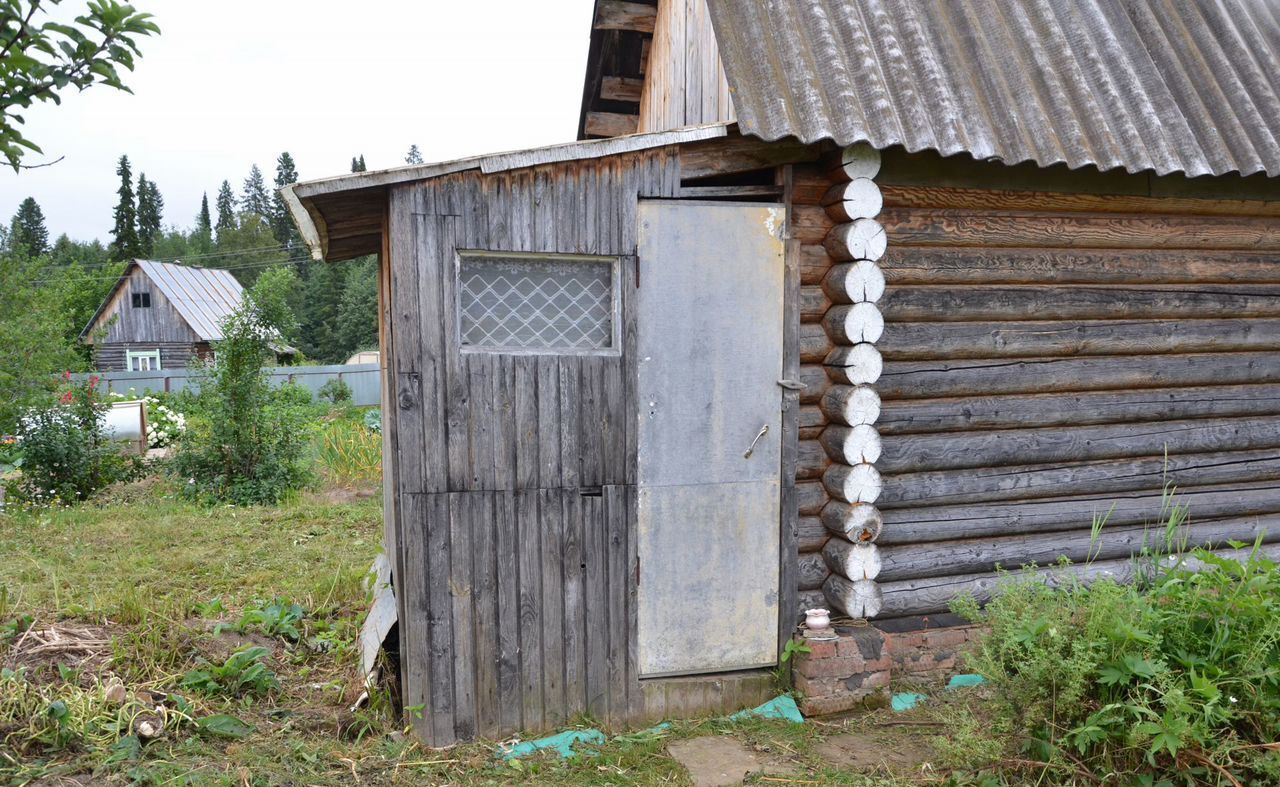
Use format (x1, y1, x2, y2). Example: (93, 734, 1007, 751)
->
(707, 0, 1280, 178)
(81, 259, 244, 342)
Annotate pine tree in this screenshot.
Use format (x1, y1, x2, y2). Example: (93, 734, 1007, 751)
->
(215, 180, 236, 238)
(136, 173, 164, 257)
(405, 145, 423, 165)
(351, 155, 367, 173)
(109, 154, 140, 260)
(10, 197, 49, 255)
(270, 151, 301, 251)
(241, 164, 270, 218)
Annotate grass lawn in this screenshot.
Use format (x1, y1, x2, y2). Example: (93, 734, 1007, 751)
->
(0, 483, 998, 785)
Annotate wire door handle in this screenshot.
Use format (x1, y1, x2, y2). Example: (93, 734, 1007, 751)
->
(743, 424, 769, 458)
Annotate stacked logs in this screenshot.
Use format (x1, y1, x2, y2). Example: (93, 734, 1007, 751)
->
(818, 143, 887, 619)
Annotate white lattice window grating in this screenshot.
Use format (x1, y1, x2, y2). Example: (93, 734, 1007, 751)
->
(458, 254, 618, 353)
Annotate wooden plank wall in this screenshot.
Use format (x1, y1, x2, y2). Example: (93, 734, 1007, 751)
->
(98, 268, 202, 345)
(869, 182, 1280, 618)
(387, 148, 680, 746)
(637, 0, 734, 133)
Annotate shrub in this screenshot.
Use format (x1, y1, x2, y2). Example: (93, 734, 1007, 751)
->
(171, 305, 312, 506)
(956, 512, 1280, 783)
(273, 380, 313, 407)
(317, 378, 352, 404)
(12, 374, 132, 503)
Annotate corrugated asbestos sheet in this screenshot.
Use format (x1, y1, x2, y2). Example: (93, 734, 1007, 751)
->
(137, 260, 243, 341)
(707, 0, 1280, 177)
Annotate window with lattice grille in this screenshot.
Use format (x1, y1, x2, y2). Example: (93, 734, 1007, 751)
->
(458, 254, 618, 353)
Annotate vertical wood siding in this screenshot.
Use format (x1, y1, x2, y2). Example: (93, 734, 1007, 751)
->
(638, 0, 735, 133)
(870, 183, 1280, 618)
(388, 149, 680, 745)
(99, 267, 202, 345)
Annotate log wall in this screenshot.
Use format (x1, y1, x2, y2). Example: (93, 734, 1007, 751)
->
(870, 176, 1280, 619)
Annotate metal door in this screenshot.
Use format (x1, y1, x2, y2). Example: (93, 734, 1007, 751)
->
(636, 200, 785, 677)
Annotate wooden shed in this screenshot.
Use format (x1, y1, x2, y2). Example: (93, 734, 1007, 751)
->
(284, 0, 1280, 745)
(81, 259, 245, 372)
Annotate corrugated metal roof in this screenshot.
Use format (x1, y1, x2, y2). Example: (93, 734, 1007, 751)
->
(138, 260, 244, 341)
(707, 0, 1280, 178)
(82, 260, 244, 342)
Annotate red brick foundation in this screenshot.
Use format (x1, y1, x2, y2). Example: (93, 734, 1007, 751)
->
(792, 623, 985, 716)
(885, 624, 985, 681)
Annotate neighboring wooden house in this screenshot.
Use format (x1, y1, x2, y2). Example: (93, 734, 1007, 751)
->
(81, 260, 244, 372)
(283, 0, 1280, 745)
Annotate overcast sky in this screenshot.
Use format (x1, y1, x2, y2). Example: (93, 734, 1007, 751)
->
(0, 1, 590, 244)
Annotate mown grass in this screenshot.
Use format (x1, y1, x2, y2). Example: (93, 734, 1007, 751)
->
(0, 481, 995, 785)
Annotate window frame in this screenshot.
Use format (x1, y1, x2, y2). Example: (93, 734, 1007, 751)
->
(126, 349, 162, 371)
(454, 250, 623, 357)
(131, 292, 152, 308)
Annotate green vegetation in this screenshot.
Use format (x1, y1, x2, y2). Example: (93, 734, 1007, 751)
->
(0, 0, 159, 170)
(171, 297, 314, 506)
(953, 501, 1280, 784)
(181, 647, 280, 699)
(10, 373, 137, 504)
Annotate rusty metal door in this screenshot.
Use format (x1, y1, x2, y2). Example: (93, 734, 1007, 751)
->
(636, 200, 785, 677)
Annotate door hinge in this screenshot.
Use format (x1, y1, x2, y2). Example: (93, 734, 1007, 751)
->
(776, 379, 806, 391)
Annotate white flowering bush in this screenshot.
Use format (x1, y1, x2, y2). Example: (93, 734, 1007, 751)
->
(108, 389, 187, 448)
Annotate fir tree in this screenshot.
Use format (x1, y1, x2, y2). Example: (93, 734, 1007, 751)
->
(270, 151, 301, 251)
(10, 196, 49, 255)
(241, 164, 270, 218)
(109, 154, 140, 260)
(334, 257, 379, 358)
(196, 193, 212, 236)
(215, 180, 236, 237)
(193, 192, 213, 255)
(136, 173, 164, 257)
(405, 144, 423, 165)
(351, 155, 367, 173)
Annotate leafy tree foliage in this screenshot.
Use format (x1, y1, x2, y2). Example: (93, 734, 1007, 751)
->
(10, 196, 49, 255)
(405, 144, 423, 165)
(0, 235, 88, 431)
(172, 291, 311, 505)
(350, 155, 366, 173)
(109, 153, 138, 259)
(0, 0, 159, 170)
(135, 172, 163, 256)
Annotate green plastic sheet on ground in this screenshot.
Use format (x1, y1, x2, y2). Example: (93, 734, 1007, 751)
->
(499, 728, 606, 760)
(891, 692, 927, 712)
(729, 694, 804, 723)
(946, 674, 986, 690)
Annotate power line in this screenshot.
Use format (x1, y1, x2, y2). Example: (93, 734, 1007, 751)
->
(31, 255, 315, 286)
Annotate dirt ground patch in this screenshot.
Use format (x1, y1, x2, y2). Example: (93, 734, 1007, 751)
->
(815, 727, 940, 779)
(666, 736, 798, 786)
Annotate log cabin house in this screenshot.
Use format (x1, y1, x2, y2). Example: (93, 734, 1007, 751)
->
(282, 0, 1280, 745)
(81, 259, 246, 373)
